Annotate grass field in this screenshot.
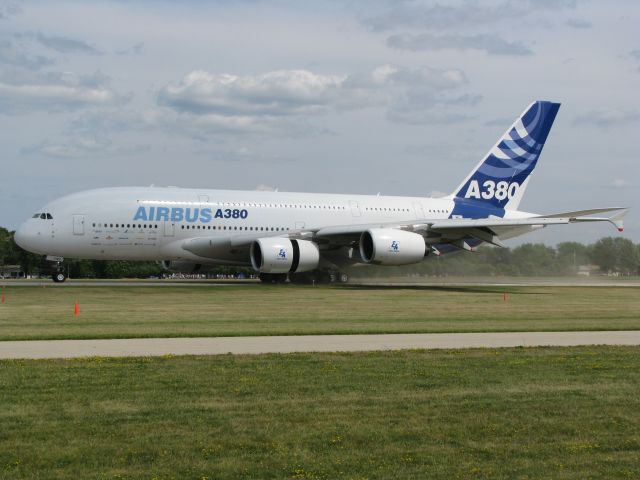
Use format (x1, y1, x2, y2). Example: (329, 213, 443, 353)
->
(0, 346, 638, 479)
(0, 284, 639, 341)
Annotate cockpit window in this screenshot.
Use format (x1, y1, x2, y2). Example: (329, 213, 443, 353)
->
(46, 213, 53, 219)
(40, 213, 47, 219)
(33, 213, 40, 218)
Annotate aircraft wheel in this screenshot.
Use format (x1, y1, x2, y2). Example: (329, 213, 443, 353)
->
(338, 272, 349, 283)
(52, 272, 66, 283)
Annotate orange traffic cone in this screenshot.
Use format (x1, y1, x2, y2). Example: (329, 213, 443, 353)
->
(74, 300, 80, 316)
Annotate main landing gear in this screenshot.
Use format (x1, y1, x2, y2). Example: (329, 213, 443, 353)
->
(267, 271, 350, 285)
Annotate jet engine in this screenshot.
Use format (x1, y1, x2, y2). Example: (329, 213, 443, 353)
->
(250, 238, 320, 273)
(359, 229, 426, 266)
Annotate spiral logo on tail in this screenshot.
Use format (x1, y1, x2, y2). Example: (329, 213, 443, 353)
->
(478, 102, 546, 179)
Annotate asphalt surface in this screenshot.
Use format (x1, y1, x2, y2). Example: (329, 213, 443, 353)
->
(1, 331, 638, 359)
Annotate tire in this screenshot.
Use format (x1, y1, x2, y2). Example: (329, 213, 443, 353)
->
(339, 272, 349, 283)
(52, 272, 66, 283)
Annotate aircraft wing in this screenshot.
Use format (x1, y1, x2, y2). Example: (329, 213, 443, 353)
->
(311, 207, 629, 250)
(181, 207, 628, 258)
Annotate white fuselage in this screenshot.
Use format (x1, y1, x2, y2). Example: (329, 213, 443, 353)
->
(16, 186, 526, 265)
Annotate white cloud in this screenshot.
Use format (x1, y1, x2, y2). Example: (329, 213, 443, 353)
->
(565, 18, 592, 29)
(573, 110, 640, 128)
(24, 136, 148, 158)
(0, 39, 53, 70)
(35, 33, 102, 55)
(158, 69, 356, 117)
(0, 70, 131, 113)
(156, 65, 477, 132)
(610, 178, 631, 188)
(387, 33, 533, 56)
(363, 0, 576, 31)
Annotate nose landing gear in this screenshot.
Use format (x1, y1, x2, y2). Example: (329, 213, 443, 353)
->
(52, 271, 66, 283)
(45, 256, 67, 283)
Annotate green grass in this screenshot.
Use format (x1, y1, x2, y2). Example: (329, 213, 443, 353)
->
(0, 285, 639, 340)
(0, 347, 638, 479)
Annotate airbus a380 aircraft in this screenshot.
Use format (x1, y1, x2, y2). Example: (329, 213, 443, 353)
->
(15, 101, 627, 283)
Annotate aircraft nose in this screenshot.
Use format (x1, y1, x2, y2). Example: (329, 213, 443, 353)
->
(14, 222, 28, 250)
(14, 221, 39, 253)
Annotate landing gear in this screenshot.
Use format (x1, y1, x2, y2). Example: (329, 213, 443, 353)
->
(47, 257, 66, 283)
(292, 270, 349, 284)
(258, 271, 348, 285)
(258, 273, 288, 284)
(52, 271, 66, 283)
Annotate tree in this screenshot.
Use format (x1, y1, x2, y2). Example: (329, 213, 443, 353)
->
(590, 237, 640, 275)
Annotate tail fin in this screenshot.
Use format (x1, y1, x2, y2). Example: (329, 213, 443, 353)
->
(451, 101, 560, 210)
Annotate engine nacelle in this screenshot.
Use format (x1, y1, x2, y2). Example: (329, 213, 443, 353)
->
(250, 238, 320, 273)
(359, 229, 426, 266)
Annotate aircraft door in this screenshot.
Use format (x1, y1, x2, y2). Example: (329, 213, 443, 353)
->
(164, 221, 175, 237)
(72, 215, 85, 235)
(412, 202, 425, 220)
(349, 200, 361, 217)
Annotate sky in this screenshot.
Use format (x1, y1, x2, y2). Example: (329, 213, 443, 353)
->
(1, 0, 638, 245)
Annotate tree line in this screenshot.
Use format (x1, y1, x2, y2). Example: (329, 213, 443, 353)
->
(1, 226, 638, 278)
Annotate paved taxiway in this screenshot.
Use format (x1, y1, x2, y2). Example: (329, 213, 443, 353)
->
(1, 331, 639, 359)
(4, 279, 640, 287)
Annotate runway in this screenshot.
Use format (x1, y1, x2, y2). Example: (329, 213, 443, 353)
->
(4, 278, 640, 287)
(1, 331, 639, 359)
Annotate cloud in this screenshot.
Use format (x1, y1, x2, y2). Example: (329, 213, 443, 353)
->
(0, 2, 21, 20)
(23, 136, 148, 159)
(363, 0, 576, 32)
(386, 92, 481, 125)
(565, 18, 592, 29)
(157, 65, 478, 132)
(573, 110, 640, 128)
(364, 2, 520, 32)
(0, 40, 53, 70)
(484, 117, 514, 127)
(610, 178, 631, 188)
(255, 184, 277, 191)
(35, 33, 101, 55)
(387, 33, 533, 56)
(115, 42, 144, 56)
(0, 70, 131, 114)
(158, 69, 359, 117)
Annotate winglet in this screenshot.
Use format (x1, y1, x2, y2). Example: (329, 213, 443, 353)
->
(609, 208, 628, 232)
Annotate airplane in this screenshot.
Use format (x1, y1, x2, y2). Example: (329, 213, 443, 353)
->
(14, 101, 627, 283)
